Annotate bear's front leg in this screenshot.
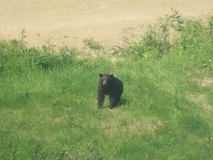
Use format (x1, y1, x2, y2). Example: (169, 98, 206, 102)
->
(98, 93, 105, 108)
(109, 96, 116, 109)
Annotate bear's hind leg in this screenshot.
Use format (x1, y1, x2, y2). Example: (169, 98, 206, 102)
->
(109, 96, 117, 109)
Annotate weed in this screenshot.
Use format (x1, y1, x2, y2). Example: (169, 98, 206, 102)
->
(83, 37, 103, 50)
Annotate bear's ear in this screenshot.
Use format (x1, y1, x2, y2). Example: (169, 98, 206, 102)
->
(99, 73, 103, 77)
(110, 74, 114, 77)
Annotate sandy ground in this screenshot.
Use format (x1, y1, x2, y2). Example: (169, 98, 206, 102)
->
(0, 0, 213, 50)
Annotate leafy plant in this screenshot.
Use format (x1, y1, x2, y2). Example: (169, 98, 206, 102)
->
(83, 37, 103, 50)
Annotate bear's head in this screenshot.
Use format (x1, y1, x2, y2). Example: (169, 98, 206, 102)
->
(99, 73, 114, 87)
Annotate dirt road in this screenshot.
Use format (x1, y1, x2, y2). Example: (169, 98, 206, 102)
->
(0, 0, 213, 50)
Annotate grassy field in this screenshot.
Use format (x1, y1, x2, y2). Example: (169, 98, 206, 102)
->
(0, 10, 213, 159)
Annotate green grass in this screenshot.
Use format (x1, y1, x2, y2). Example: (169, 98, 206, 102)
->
(0, 10, 213, 159)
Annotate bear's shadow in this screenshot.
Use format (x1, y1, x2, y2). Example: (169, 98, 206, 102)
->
(116, 97, 129, 108)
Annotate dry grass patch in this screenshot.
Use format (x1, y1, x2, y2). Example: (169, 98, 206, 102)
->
(196, 77, 213, 87)
(187, 93, 212, 112)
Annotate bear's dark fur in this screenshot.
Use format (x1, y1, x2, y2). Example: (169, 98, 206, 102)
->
(98, 73, 123, 109)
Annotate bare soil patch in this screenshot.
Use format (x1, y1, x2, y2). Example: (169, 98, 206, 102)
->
(0, 0, 213, 50)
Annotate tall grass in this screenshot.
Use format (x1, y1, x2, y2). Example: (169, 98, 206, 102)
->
(0, 10, 213, 159)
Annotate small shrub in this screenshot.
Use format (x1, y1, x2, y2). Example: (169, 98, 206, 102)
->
(123, 9, 185, 57)
(178, 19, 205, 52)
(207, 16, 213, 42)
(83, 37, 103, 50)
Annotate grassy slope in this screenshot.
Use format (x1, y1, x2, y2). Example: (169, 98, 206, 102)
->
(0, 11, 213, 159)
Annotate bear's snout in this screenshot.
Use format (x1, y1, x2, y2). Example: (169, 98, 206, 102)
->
(103, 80, 107, 86)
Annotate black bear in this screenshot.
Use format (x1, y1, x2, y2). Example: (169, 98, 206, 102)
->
(98, 73, 123, 109)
